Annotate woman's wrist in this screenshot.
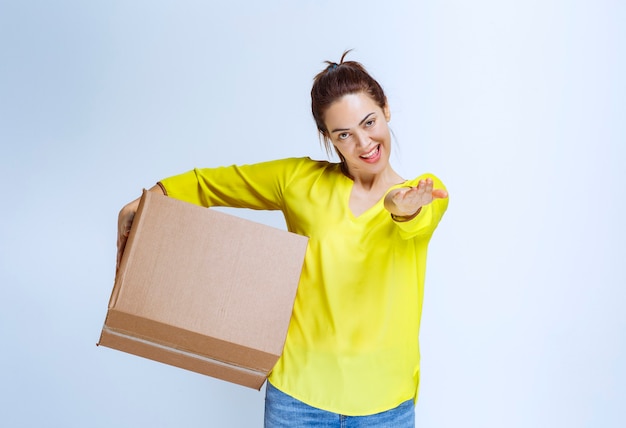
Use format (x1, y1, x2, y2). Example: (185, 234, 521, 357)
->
(390, 207, 422, 222)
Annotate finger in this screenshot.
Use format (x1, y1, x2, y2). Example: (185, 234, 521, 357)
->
(392, 187, 413, 203)
(415, 178, 431, 192)
(423, 178, 434, 194)
(116, 235, 127, 267)
(432, 189, 449, 199)
(116, 230, 128, 256)
(118, 233, 128, 251)
(117, 223, 131, 261)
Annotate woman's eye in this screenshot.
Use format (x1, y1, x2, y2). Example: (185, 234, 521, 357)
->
(365, 119, 375, 127)
(338, 132, 349, 140)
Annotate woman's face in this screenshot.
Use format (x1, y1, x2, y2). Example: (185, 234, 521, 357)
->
(324, 92, 392, 178)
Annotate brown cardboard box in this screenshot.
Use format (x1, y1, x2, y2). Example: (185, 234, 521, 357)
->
(98, 190, 308, 389)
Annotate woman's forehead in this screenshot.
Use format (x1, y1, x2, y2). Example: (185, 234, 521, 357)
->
(325, 93, 382, 125)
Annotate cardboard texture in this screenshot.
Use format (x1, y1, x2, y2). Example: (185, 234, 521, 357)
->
(98, 190, 308, 389)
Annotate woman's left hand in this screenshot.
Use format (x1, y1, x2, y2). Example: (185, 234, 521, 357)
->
(384, 178, 448, 219)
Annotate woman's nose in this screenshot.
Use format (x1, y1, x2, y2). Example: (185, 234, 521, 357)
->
(355, 130, 369, 147)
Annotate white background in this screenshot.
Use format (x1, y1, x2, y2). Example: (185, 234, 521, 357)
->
(1, 1, 624, 427)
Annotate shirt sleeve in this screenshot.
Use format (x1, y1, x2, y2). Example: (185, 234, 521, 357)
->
(158, 157, 307, 211)
(391, 173, 449, 240)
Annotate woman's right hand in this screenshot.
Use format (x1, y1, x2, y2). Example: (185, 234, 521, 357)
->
(116, 197, 140, 272)
(116, 185, 165, 272)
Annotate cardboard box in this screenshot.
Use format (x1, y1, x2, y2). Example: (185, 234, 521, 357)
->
(98, 190, 308, 389)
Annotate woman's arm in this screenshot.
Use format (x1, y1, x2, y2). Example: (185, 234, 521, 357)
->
(116, 184, 165, 271)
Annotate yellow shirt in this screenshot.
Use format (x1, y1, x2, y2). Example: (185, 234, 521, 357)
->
(159, 157, 448, 416)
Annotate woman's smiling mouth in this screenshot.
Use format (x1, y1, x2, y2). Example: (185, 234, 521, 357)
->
(360, 145, 381, 162)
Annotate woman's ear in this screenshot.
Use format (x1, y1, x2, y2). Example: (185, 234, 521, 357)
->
(383, 104, 391, 122)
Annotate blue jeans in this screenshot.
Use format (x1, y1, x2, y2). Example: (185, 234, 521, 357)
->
(264, 381, 415, 428)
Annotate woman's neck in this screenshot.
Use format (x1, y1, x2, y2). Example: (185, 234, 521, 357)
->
(348, 164, 403, 192)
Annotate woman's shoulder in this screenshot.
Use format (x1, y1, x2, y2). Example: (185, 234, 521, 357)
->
(269, 156, 340, 175)
(261, 157, 344, 192)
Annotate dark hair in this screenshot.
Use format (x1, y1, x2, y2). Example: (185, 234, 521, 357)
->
(311, 50, 388, 158)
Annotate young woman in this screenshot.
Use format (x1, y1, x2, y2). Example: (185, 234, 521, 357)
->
(117, 52, 449, 427)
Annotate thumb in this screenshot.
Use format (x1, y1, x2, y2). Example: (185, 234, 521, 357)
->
(432, 189, 449, 199)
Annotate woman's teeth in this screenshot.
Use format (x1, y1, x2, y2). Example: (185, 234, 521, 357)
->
(361, 146, 379, 159)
